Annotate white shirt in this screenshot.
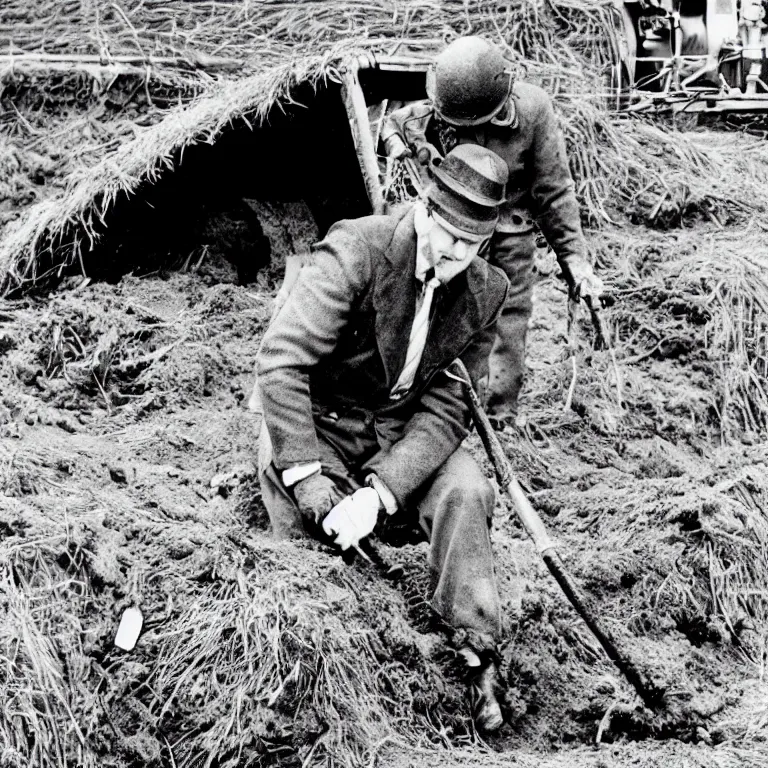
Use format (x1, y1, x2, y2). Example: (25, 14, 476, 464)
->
(389, 202, 443, 399)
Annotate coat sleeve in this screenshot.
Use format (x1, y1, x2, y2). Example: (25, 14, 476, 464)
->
(363, 306, 502, 509)
(256, 222, 371, 469)
(529, 92, 595, 292)
(380, 101, 435, 155)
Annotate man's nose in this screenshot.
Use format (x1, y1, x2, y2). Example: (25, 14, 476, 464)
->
(450, 238, 468, 260)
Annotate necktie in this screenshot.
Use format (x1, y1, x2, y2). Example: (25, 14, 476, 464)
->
(390, 271, 441, 400)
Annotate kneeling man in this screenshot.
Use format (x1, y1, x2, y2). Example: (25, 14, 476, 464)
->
(256, 144, 510, 731)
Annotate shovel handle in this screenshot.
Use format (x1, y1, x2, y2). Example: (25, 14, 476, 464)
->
(457, 365, 556, 555)
(453, 359, 664, 710)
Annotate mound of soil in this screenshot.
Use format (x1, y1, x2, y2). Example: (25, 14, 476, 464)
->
(1, 229, 767, 768)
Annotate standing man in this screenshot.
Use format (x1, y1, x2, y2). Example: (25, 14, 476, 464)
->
(256, 144, 510, 731)
(382, 36, 605, 419)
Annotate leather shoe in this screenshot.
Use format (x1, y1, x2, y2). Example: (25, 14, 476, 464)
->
(471, 662, 504, 733)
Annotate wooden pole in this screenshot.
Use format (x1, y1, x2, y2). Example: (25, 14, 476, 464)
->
(454, 358, 665, 710)
(340, 65, 385, 215)
(0, 52, 241, 70)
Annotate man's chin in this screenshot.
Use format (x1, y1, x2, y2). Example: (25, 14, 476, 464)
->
(435, 257, 475, 282)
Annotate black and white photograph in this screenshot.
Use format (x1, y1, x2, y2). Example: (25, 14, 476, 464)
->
(1, 2, 767, 767)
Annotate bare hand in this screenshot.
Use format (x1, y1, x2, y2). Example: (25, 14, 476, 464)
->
(293, 473, 344, 525)
(575, 274, 605, 307)
(384, 134, 412, 161)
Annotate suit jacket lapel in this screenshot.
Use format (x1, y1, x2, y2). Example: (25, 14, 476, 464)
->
(417, 258, 486, 376)
(372, 207, 492, 389)
(373, 207, 419, 387)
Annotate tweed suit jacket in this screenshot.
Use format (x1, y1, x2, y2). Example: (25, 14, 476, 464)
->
(382, 82, 593, 291)
(256, 205, 508, 507)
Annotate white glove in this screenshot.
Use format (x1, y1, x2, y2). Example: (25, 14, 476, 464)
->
(321, 487, 380, 550)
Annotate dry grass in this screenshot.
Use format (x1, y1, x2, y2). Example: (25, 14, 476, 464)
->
(0, 439, 61, 496)
(4, 478, 766, 768)
(2, 3, 768, 768)
(598, 227, 768, 438)
(0, 489, 462, 768)
(0, 1, 616, 72)
(513, 220, 768, 441)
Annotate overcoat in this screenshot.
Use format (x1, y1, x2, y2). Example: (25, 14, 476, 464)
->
(256, 205, 509, 507)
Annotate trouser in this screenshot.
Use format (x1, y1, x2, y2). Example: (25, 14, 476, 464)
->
(258, 410, 502, 650)
(485, 230, 537, 412)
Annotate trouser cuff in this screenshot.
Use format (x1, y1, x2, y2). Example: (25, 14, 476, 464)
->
(450, 627, 500, 666)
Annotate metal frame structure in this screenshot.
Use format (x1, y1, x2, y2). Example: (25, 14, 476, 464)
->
(612, 0, 768, 113)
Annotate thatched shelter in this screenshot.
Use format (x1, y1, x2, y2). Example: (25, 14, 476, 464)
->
(0, 0, 624, 293)
(0, 51, 376, 291)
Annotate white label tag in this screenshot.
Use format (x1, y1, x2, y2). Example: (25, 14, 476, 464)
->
(114, 607, 144, 651)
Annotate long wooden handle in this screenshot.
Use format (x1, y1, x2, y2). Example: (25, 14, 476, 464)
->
(453, 359, 664, 710)
(456, 361, 556, 555)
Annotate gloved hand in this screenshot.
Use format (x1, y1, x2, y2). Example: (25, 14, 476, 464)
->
(574, 274, 605, 308)
(384, 134, 412, 161)
(416, 141, 441, 166)
(322, 487, 380, 551)
(293, 473, 344, 525)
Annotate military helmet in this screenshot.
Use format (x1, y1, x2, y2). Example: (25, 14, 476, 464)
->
(427, 36, 513, 127)
(425, 144, 508, 237)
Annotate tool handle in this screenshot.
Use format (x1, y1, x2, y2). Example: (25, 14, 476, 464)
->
(454, 360, 554, 553)
(402, 155, 425, 196)
(358, 537, 404, 580)
(543, 549, 665, 709)
(453, 359, 664, 710)
(580, 295, 606, 350)
(502, 477, 556, 555)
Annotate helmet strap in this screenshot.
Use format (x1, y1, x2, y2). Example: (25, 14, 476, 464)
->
(490, 73, 517, 127)
(490, 100, 516, 128)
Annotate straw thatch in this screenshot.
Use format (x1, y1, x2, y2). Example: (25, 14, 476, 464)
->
(0, 49, 346, 291)
(0, 0, 618, 293)
(2, 1, 617, 74)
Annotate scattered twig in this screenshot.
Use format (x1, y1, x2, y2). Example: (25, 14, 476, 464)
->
(564, 354, 578, 412)
(596, 700, 621, 744)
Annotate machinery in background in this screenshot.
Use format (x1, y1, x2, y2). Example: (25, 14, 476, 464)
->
(611, 0, 768, 112)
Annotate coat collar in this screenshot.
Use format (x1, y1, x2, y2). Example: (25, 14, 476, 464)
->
(373, 207, 419, 386)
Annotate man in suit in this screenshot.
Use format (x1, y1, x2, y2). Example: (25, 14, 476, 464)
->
(256, 144, 511, 731)
(382, 36, 604, 419)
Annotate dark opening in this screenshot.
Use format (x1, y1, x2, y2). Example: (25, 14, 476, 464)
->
(77, 80, 372, 285)
(358, 66, 427, 105)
